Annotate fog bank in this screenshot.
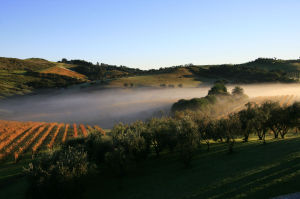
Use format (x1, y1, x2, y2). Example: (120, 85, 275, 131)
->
(0, 83, 299, 128)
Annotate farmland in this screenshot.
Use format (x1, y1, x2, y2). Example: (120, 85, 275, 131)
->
(0, 120, 105, 162)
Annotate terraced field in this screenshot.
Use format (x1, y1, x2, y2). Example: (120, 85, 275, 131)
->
(0, 120, 105, 161)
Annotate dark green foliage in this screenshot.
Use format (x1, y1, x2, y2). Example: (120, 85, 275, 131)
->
(24, 146, 89, 199)
(288, 102, 300, 127)
(107, 122, 150, 175)
(171, 95, 216, 113)
(232, 86, 244, 95)
(238, 102, 256, 142)
(219, 114, 242, 153)
(171, 84, 248, 114)
(105, 146, 130, 177)
(84, 133, 113, 164)
(208, 83, 229, 96)
(190, 59, 297, 83)
(175, 116, 198, 167)
(267, 103, 291, 139)
(146, 118, 170, 157)
(196, 118, 214, 150)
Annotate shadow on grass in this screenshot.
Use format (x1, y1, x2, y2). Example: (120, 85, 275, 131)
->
(85, 137, 300, 199)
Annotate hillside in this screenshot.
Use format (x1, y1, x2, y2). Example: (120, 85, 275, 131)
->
(0, 57, 54, 71)
(0, 57, 88, 98)
(107, 67, 204, 88)
(1, 57, 300, 98)
(40, 64, 87, 80)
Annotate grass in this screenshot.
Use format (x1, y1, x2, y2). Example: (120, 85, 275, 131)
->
(85, 133, 300, 199)
(107, 68, 204, 88)
(1, 134, 300, 198)
(39, 64, 88, 80)
(0, 70, 37, 98)
(0, 57, 88, 98)
(0, 154, 31, 199)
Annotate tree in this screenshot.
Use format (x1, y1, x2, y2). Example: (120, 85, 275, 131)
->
(238, 102, 256, 142)
(208, 83, 229, 96)
(288, 102, 300, 130)
(252, 104, 269, 143)
(196, 118, 213, 151)
(61, 58, 68, 63)
(219, 114, 242, 153)
(175, 116, 198, 167)
(111, 122, 149, 165)
(25, 146, 89, 199)
(232, 86, 244, 95)
(265, 101, 290, 139)
(146, 118, 169, 157)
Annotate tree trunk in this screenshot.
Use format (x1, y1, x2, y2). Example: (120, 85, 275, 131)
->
(154, 146, 160, 157)
(206, 141, 210, 151)
(243, 134, 249, 142)
(228, 139, 235, 154)
(263, 133, 266, 144)
(256, 129, 263, 140)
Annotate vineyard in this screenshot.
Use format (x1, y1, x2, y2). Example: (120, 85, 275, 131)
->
(0, 95, 298, 162)
(0, 120, 105, 161)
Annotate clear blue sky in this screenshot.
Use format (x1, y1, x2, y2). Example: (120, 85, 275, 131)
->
(1, 0, 299, 69)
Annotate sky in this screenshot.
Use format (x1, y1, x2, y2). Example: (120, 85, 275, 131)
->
(1, 0, 300, 69)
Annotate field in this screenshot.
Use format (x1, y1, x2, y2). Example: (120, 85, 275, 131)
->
(39, 64, 88, 80)
(0, 120, 105, 162)
(107, 68, 207, 88)
(84, 134, 300, 199)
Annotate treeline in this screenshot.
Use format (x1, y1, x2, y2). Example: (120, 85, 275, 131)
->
(190, 65, 293, 83)
(25, 99, 300, 198)
(56, 57, 300, 83)
(58, 58, 189, 81)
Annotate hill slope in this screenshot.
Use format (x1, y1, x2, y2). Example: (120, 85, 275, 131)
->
(40, 64, 87, 80)
(0, 57, 87, 98)
(107, 67, 204, 88)
(1, 57, 300, 98)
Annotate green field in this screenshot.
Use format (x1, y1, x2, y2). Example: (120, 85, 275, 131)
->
(107, 68, 209, 88)
(1, 133, 300, 199)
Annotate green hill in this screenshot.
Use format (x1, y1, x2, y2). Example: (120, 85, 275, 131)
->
(0, 57, 300, 98)
(0, 57, 55, 71)
(0, 57, 87, 98)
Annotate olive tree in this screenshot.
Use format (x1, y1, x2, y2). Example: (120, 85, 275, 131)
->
(219, 114, 242, 154)
(175, 116, 198, 167)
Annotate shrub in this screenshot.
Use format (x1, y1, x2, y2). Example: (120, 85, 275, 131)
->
(24, 146, 89, 199)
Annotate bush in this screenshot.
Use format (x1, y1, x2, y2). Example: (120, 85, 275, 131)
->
(24, 146, 89, 199)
